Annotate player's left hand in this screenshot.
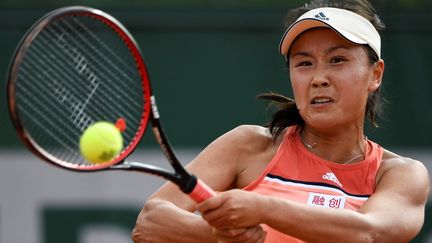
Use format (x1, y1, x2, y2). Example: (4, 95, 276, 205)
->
(198, 189, 266, 229)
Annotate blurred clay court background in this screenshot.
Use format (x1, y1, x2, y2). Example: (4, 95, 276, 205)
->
(0, 0, 431, 242)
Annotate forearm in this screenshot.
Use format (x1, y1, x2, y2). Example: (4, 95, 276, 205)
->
(132, 199, 217, 243)
(261, 196, 377, 243)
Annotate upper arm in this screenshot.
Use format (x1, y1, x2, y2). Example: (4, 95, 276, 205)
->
(359, 158, 430, 241)
(148, 125, 270, 211)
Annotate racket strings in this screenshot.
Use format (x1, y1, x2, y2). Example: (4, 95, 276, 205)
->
(18, 66, 97, 164)
(23, 46, 96, 126)
(19, 62, 95, 164)
(15, 76, 83, 163)
(68, 17, 140, 77)
(53, 17, 146, 132)
(14, 14, 149, 166)
(56, 18, 144, 103)
(26, 35, 117, 128)
(49, 19, 143, 114)
(51, 17, 147, 145)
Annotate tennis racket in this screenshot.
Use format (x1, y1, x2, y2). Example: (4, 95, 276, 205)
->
(6, 6, 215, 203)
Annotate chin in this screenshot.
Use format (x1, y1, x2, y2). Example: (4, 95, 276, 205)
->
(304, 117, 341, 130)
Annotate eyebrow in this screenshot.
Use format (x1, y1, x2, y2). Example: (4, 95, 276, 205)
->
(325, 45, 351, 54)
(290, 45, 352, 58)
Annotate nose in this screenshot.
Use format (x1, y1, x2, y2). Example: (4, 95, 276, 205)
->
(311, 71, 331, 88)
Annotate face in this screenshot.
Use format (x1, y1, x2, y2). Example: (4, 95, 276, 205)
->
(288, 28, 384, 129)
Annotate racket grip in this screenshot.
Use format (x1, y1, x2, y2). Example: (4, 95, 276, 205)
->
(188, 179, 217, 203)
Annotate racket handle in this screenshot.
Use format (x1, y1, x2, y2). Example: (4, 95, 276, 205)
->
(188, 179, 217, 203)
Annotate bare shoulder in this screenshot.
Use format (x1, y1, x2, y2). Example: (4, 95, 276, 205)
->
(210, 124, 279, 166)
(379, 149, 429, 177)
(376, 149, 430, 203)
(185, 125, 280, 190)
(199, 124, 277, 158)
(230, 125, 282, 187)
(192, 124, 277, 165)
(223, 124, 272, 140)
(224, 125, 275, 150)
(202, 125, 281, 188)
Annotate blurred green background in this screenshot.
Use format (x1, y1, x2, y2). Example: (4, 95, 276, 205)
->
(0, 1, 431, 243)
(1, 0, 432, 149)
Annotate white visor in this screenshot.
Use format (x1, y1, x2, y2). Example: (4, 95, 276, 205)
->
(279, 7, 381, 58)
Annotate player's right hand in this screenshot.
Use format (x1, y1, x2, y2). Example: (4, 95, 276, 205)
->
(213, 225, 267, 243)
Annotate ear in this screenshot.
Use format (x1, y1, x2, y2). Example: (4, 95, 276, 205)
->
(368, 59, 385, 92)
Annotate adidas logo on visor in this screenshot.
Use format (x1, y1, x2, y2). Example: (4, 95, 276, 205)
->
(314, 12, 329, 21)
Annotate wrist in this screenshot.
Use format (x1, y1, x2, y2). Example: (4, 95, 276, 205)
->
(255, 193, 271, 225)
(188, 215, 218, 243)
(258, 194, 281, 226)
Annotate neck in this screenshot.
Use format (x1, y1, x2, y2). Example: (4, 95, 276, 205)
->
(300, 126, 368, 164)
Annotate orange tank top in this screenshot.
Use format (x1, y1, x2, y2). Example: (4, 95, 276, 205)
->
(244, 126, 383, 243)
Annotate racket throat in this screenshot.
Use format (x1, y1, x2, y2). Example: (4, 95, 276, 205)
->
(110, 161, 196, 193)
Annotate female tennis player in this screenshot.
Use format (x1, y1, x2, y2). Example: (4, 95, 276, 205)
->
(132, 0, 430, 242)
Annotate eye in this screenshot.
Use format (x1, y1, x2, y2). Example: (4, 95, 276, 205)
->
(330, 56, 346, 63)
(295, 61, 312, 67)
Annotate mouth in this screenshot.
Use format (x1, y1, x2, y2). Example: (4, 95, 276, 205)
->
(311, 97, 332, 105)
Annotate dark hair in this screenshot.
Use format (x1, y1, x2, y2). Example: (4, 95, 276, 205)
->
(259, 0, 386, 139)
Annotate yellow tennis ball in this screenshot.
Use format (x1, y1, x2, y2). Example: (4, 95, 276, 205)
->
(79, 121, 123, 164)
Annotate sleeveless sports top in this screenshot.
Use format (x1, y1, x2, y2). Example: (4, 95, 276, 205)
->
(244, 126, 383, 242)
